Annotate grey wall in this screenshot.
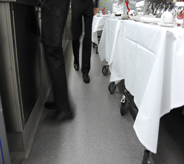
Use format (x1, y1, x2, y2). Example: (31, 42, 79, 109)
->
(98, 0, 113, 13)
(93, 0, 113, 13)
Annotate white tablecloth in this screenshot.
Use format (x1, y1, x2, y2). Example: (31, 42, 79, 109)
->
(98, 18, 123, 76)
(92, 15, 108, 45)
(110, 21, 125, 83)
(98, 18, 184, 153)
(122, 21, 184, 153)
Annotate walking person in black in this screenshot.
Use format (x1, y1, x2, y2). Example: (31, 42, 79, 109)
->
(42, 0, 74, 120)
(72, 0, 98, 83)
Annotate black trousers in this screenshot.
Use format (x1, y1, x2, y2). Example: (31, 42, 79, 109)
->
(44, 45, 70, 111)
(42, 0, 70, 111)
(42, 0, 70, 47)
(72, 0, 94, 75)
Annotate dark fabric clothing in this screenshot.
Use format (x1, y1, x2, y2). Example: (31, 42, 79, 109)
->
(94, 0, 99, 7)
(42, 0, 70, 47)
(72, 0, 94, 75)
(44, 45, 70, 111)
(42, 0, 70, 112)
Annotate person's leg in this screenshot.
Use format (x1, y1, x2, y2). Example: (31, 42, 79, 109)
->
(82, 2, 94, 75)
(42, 0, 74, 119)
(44, 45, 71, 113)
(71, 5, 83, 69)
(42, 0, 70, 47)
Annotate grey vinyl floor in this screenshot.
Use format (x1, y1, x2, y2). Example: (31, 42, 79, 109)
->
(23, 41, 184, 164)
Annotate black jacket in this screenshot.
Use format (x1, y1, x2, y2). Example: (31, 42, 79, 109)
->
(41, 0, 70, 47)
(94, 0, 99, 7)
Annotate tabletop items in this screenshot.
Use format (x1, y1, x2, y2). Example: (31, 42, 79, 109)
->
(95, 0, 184, 27)
(130, 1, 184, 27)
(96, 0, 138, 19)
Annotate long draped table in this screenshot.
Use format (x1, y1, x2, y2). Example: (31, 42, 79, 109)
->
(92, 15, 108, 45)
(98, 18, 123, 79)
(99, 18, 184, 154)
(123, 21, 184, 153)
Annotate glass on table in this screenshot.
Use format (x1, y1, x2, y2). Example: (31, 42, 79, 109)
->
(175, 7, 184, 26)
(174, 2, 184, 27)
(99, 11, 102, 16)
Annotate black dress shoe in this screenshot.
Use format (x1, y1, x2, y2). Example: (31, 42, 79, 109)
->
(83, 74, 90, 83)
(74, 63, 79, 71)
(56, 110, 74, 121)
(44, 102, 56, 110)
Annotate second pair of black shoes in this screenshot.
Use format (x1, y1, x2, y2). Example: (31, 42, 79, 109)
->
(73, 63, 90, 83)
(83, 74, 90, 83)
(74, 63, 79, 71)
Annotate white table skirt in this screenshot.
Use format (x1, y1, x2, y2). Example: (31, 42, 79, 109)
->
(122, 21, 184, 153)
(98, 18, 123, 76)
(110, 21, 125, 83)
(98, 17, 184, 153)
(92, 15, 108, 45)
